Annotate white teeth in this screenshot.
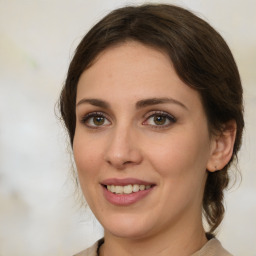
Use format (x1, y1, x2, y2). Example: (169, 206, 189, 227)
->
(110, 185, 115, 193)
(133, 184, 140, 192)
(106, 184, 152, 194)
(139, 185, 145, 190)
(123, 185, 133, 194)
(115, 186, 124, 194)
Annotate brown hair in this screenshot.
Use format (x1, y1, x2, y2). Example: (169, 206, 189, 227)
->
(59, 4, 244, 235)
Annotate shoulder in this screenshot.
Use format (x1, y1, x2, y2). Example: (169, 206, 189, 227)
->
(73, 239, 103, 256)
(191, 238, 233, 256)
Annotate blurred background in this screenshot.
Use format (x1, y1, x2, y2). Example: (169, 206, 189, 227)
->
(0, 0, 255, 255)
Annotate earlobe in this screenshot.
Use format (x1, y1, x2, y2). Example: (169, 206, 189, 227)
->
(207, 120, 237, 172)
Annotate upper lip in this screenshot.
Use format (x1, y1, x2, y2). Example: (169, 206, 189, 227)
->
(101, 178, 155, 186)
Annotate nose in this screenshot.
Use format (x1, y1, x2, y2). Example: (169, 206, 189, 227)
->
(104, 125, 143, 170)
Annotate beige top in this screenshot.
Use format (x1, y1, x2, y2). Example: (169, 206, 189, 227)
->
(74, 238, 233, 256)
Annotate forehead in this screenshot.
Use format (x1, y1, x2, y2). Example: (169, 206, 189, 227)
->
(76, 41, 202, 111)
(90, 40, 171, 69)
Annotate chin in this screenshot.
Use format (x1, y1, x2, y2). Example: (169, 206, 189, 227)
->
(102, 213, 155, 239)
(107, 226, 151, 240)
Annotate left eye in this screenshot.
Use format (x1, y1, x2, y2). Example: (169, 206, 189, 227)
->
(143, 112, 176, 127)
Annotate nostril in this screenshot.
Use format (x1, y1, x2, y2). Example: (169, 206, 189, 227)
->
(123, 161, 133, 165)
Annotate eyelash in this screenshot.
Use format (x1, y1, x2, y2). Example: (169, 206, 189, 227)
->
(80, 112, 111, 128)
(143, 111, 176, 129)
(80, 111, 176, 129)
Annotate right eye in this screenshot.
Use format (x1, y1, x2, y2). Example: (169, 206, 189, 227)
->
(81, 112, 111, 128)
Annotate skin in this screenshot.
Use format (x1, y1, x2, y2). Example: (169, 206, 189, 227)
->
(73, 41, 235, 256)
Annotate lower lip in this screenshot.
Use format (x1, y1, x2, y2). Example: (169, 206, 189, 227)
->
(102, 186, 154, 206)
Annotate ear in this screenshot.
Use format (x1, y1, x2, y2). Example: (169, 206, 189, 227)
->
(207, 120, 237, 172)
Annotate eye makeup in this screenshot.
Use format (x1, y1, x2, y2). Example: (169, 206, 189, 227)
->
(143, 110, 177, 129)
(80, 111, 111, 128)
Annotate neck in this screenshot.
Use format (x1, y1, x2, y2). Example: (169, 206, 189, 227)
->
(99, 221, 207, 256)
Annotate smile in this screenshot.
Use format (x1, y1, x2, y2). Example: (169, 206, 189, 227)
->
(101, 178, 155, 206)
(106, 184, 152, 194)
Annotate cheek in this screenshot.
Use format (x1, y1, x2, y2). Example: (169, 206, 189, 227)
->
(73, 138, 103, 208)
(144, 129, 211, 180)
(145, 133, 209, 211)
(73, 136, 102, 186)
(73, 131, 103, 166)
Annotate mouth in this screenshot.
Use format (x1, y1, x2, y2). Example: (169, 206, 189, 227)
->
(101, 178, 155, 206)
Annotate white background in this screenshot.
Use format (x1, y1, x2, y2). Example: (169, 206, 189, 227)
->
(0, 0, 255, 255)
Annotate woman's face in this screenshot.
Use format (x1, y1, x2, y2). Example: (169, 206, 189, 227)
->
(73, 42, 215, 240)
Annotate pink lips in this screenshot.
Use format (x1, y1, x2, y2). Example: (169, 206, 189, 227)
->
(101, 178, 155, 206)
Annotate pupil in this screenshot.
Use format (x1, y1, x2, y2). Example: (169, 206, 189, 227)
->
(154, 116, 166, 125)
(93, 116, 104, 125)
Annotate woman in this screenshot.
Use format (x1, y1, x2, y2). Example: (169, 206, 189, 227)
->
(59, 4, 244, 256)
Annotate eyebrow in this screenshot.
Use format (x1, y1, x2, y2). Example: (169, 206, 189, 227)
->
(136, 97, 188, 110)
(76, 97, 188, 110)
(76, 98, 110, 108)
